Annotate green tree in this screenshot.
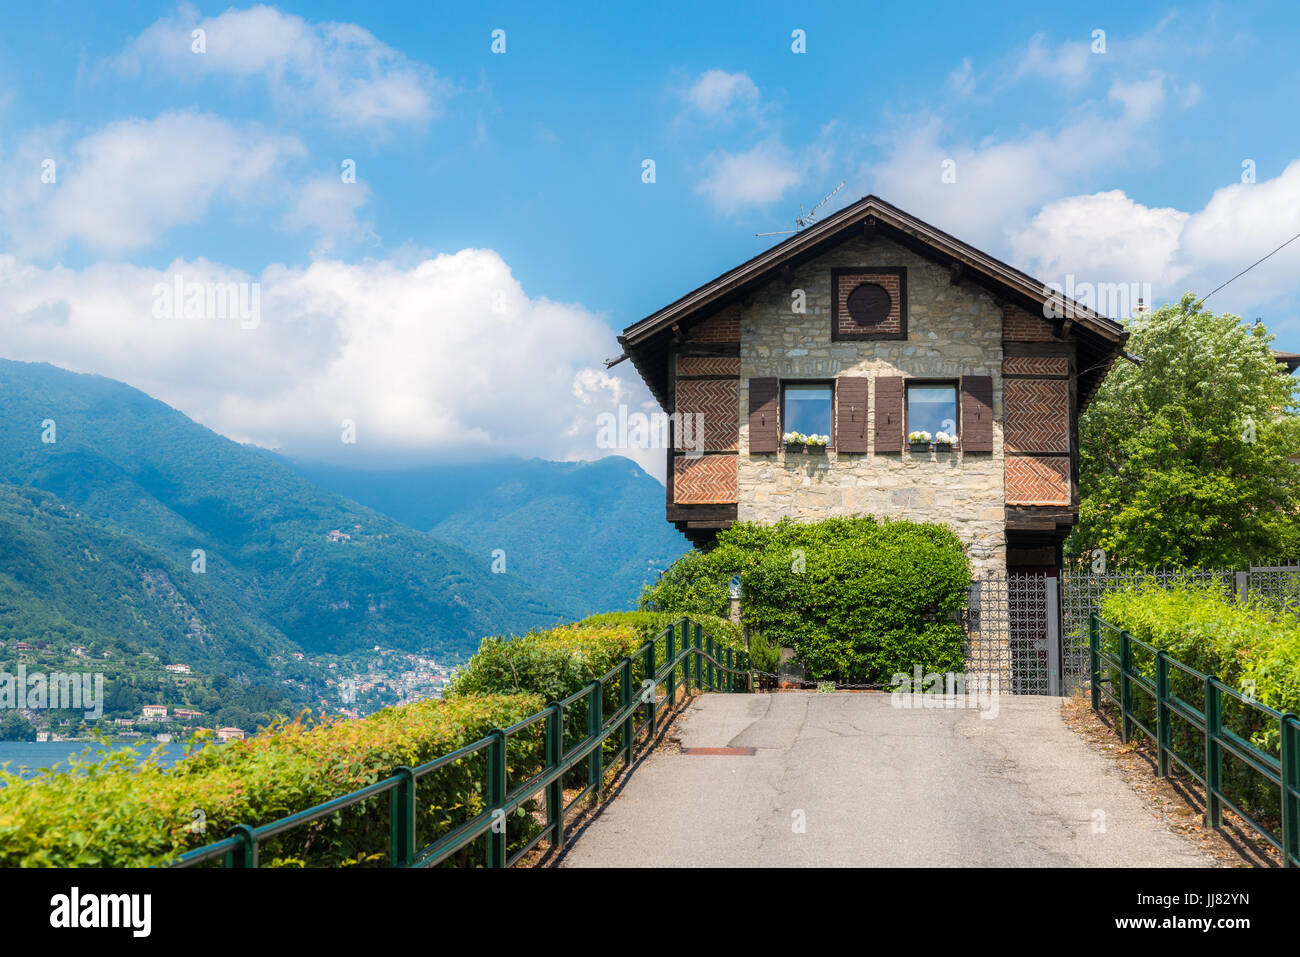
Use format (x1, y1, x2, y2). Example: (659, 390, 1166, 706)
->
(0, 711, 37, 741)
(1068, 295, 1300, 568)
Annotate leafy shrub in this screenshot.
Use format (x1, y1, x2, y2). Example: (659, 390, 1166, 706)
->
(745, 631, 781, 674)
(0, 694, 543, 868)
(642, 517, 970, 683)
(1098, 583, 1300, 830)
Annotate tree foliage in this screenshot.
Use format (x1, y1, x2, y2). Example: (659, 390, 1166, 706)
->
(1069, 295, 1300, 568)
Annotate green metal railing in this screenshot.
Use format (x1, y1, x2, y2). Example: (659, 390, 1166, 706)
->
(172, 619, 752, 869)
(1089, 612, 1300, 867)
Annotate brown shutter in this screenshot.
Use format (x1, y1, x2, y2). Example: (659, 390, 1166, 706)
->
(873, 376, 904, 452)
(961, 375, 994, 452)
(747, 377, 780, 453)
(835, 376, 869, 452)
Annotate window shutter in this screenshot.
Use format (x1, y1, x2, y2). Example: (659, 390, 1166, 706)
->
(873, 376, 903, 452)
(835, 376, 869, 452)
(747, 377, 780, 453)
(961, 375, 994, 452)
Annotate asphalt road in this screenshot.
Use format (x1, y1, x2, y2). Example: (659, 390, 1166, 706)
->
(559, 692, 1218, 868)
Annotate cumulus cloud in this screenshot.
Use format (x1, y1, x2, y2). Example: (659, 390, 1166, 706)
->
(697, 140, 804, 214)
(0, 111, 303, 258)
(1008, 161, 1300, 322)
(115, 4, 451, 131)
(0, 249, 660, 475)
(684, 70, 760, 117)
(861, 73, 1166, 249)
(281, 175, 377, 256)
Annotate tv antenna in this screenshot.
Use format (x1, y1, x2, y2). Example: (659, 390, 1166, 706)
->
(755, 181, 846, 237)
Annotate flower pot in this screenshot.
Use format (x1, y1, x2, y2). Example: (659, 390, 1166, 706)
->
(934, 442, 953, 452)
(784, 443, 806, 453)
(909, 441, 930, 451)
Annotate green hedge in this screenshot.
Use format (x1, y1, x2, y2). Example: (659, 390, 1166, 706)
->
(0, 694, 543, 868)
(1098, 582, 1300, 830)
(642, 517, 971, 683)
(0, 613, 741, 868)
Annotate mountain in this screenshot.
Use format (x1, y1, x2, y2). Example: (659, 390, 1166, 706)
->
(285, 456, 690, 620)
(0, 359, 564, 661)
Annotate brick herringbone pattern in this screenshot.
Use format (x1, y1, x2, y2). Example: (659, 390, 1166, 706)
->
(676, 379, 739, 451)
(1005, 456, 1070, 505)
(1005, 379, 1069, 453)
(1003, 355, 1068, 377)
(673, 453, 738, 504)
(678, 356, 740, 376)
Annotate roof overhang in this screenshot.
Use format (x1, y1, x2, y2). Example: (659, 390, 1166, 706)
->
(619, 194, 1128, 412)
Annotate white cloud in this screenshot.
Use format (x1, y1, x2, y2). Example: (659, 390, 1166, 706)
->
(697, 140, 804, 214)
(0, 248, 662, 476)
(684, 70, 760, 117)
(1009, 191, 1190, 291)
(1015, 34, 1095, 87)
(862, 74, 1165, 249)
(282, 175, 376, 256)
(0, 111, 302, 257)
(1008, 161, 1300, 321)
(115, 4, 451, 132)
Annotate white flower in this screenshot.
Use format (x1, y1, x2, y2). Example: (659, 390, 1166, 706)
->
(908, 430, 932, 444)
(934, 431, 955, 445)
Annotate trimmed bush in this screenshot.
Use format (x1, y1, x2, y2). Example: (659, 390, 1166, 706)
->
(0, 694, 543, 868)
(642, 517, 971, 683)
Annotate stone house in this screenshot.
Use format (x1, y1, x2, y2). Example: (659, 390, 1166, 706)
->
(616, 195, 1128, 577)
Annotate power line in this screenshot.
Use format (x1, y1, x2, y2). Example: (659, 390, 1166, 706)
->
(1197, 226, 1300, 307)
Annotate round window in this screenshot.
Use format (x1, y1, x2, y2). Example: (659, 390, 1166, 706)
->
(846, 282, 891, 327)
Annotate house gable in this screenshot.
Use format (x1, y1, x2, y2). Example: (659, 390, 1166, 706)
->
(624, 196, 1125, 558)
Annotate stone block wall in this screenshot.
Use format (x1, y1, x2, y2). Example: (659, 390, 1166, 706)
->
(735, 235, 1007, 575)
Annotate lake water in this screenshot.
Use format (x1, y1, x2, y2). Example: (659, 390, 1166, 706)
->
(0, 740, 195, 778)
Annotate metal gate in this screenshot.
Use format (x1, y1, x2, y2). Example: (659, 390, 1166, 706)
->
(964, 574, 1059, 695)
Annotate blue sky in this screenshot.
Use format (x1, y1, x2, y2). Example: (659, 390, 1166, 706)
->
(2, 1, 1299, 477)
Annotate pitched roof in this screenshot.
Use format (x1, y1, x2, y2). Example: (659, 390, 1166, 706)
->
(618, 194, 1128, 411)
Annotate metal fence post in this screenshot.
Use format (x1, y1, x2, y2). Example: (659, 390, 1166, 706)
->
(693, 624, 703, 690)
(666, 626, 676, 709)
(1204, 677, 1223, 828)
(587, 680, 603, 803)
(706, 634, 715, 690)
(1235, 570, 1249, 604)
(620, 656, 634, 767)
(1282, 713, 1299, 868)
(644, 641, 657, 739)
(389, 766, 416, 867)
(225, 824, 257, 868)
(486, 728, 507, 868)
(1045, 576, 1061, 696)
(546, 702, 564, 852)
(1155, 652, 1171, 778)
(1088, 613, 1100, 711)
(1119, 630, 1134, 743)
(726, 647, 734, 693)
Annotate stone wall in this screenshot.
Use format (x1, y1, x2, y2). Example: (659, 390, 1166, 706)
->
(736, 235, 1007, 575)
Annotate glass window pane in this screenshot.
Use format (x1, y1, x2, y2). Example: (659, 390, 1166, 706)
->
(783, 384, 832, 437)
(907, 384, 958, 437)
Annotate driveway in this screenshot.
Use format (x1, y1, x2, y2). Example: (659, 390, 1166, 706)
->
(560, 692, 1218, 867)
